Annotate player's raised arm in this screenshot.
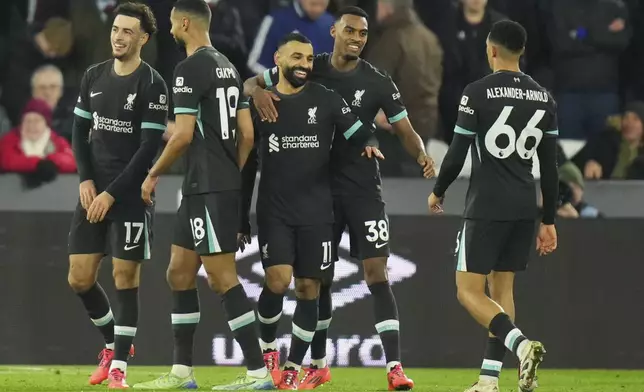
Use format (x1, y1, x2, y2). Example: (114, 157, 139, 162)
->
(380, 75, 434, 178)
(431, 87, 478, 204)
(243, 67, 280, 122)
(72, 70, 98, 209)
(105, 76, 168, 201)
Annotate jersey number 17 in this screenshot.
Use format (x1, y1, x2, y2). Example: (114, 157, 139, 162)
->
(485, 106, 545, 160)
(216, 86, 240, 140)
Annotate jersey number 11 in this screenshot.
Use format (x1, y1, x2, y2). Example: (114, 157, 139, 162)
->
(216, 86, 240, 140)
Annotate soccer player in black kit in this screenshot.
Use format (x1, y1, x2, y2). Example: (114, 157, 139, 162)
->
(428, 21, 558, 392)
(240, 32, 378, 390)
(243, 7, 432, 390)
(133, 1, 271, 390)
(68, 3, 166, 389)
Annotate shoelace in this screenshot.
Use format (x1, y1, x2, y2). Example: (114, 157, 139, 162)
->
(390, 365, 405, 378)
(110, 370, 125, 382)
(98, 349, 112, 368)
(265, 355, 276, 371)
(301, 368, 317, 383)
(283, 371, 296, 385)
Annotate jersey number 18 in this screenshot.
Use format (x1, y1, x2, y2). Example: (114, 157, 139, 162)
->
(216, 86, 240, 140)
(485, 106, 545, 160)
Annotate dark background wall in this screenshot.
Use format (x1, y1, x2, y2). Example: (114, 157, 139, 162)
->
(1, 213, 643, 368)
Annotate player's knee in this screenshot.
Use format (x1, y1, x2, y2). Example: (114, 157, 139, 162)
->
(264, 267, 292, 295)
(456, 284, 478, 307)
(112, 264, 139, 289)
(67, 272, 95, 293)
(294, 278, 320, 299)
(363, 257, 388, 285)
(166, 264, 196, 290)
(206, 270, 239, 295)
(265, 278, 290, 295)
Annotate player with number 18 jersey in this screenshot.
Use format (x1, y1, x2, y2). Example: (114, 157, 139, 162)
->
(171, 46, 249, 255)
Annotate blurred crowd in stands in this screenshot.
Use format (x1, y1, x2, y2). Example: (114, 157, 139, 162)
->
(0, 0, 642, 208)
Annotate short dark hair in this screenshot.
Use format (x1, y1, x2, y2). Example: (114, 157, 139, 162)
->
(335, 6, 369, 20)
(277, 32, 312, 49)
(488, 20, 527, 54)
(173, 0, 212, 23)
(114, 2, 157, 36)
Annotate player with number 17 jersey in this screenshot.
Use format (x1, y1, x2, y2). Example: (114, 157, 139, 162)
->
(171, 46, 249, 255)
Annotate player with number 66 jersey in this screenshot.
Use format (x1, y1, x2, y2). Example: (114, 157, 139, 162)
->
(428, 20, 558, 392)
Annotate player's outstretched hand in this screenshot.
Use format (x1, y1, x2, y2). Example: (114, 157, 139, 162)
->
(141, 175, 159, 206)
(417, 154, 435, 179)
(252, 87, 280, 123)
(536, 223, 558, 256)
(428, 192, 444, 214)
(237, 233, 251, 252)
(86, 191, 115, 223)
(362, 146, 385, 160)
(79, 179, 97, 210)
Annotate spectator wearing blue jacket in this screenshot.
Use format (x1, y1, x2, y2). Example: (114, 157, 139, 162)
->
(247, 0, 334, 74)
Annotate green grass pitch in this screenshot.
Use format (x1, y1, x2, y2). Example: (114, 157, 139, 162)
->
(1, 366, 643, 391)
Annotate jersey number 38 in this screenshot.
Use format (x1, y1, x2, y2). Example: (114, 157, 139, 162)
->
(485, 106, 545, 160)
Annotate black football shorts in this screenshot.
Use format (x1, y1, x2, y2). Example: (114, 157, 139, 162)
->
(68, 202, 153, 261)
(454, 219, 537, 275)
(258, 218, 333, 281)
(333, 196, 390, 262)
(173, 191, 240, 256)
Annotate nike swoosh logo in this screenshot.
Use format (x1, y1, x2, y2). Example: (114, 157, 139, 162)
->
(375, 242, 388, 249)
(90, 92, 102, 97)
(124, 244, 139, 251)
(195, 240, 203, 247)
(320, 263, 332, 270)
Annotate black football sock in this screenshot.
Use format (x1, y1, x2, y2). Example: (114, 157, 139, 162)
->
(369, 281, 401, 370)
(310, 283, 332, 367)
(222, 284, 266, 372)
(257, 285, 284, 351)
(285, 298, 318, 371)
(112, 288, 139, 371)
(76, 283, 115, 348)
(489, 312, 528, 357)
(479, 337, 506, 382)
(172, 289, 200, 368)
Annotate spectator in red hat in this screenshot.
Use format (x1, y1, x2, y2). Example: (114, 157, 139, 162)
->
(0, 98, 76, 186)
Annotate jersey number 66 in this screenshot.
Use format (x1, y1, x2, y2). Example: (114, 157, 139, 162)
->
(485, 106, 545, 160)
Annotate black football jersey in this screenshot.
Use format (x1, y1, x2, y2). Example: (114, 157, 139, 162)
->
(455, 70, 559, 220)
(172, 46, 250, 195)
(263, 53, 407, 197)
(74, 59, 168, 213)
(251, 82, 373, 226)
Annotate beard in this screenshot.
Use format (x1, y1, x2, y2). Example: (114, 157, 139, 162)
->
(283, 66, 311, 88)
(113, 45, 136, 61)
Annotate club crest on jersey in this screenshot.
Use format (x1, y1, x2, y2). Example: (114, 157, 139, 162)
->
(124, 93, 137, 110)
(352, 89, 365, 107)
(308, 106, 317, 124)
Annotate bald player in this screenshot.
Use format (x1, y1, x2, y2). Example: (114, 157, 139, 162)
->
(133, 0, 272, 390)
